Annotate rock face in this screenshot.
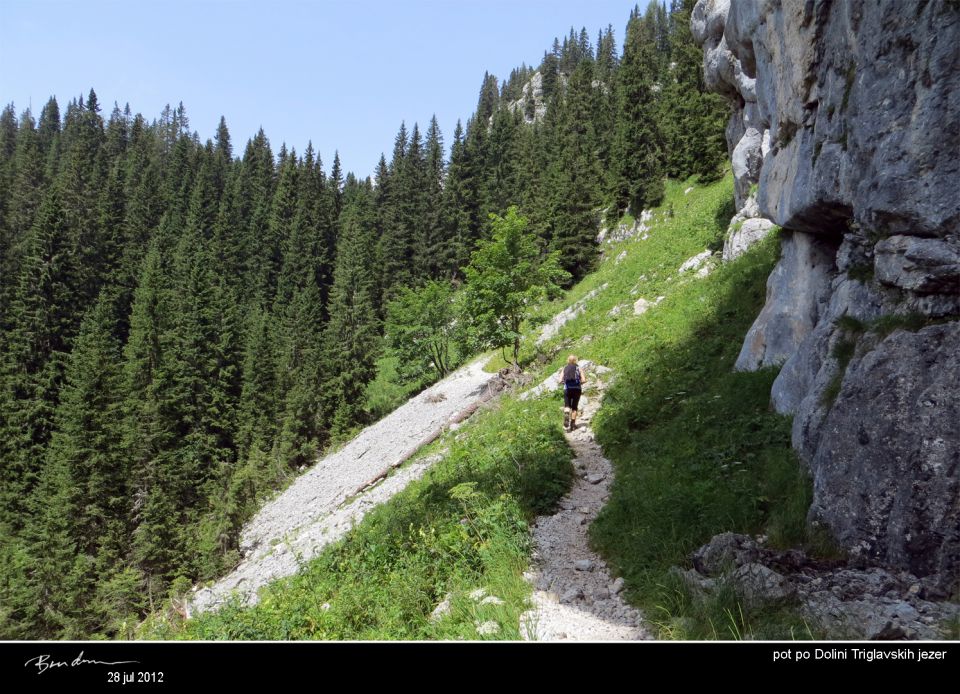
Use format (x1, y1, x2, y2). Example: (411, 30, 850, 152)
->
(734, 230, 836, 370)
(505, 71, 548, 124)
(874, 235, 960, 297)
(807, 323, 960, 582)
(694, 0, 960, 592)
(596, 209, 654, 245)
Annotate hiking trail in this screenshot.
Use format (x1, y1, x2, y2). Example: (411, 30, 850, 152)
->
(520, 365, 651, 641)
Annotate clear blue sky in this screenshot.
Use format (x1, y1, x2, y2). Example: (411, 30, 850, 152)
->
(1, 0, 646, 178)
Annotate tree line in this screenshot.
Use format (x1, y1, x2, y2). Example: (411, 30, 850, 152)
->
(0, 0, 726, 638)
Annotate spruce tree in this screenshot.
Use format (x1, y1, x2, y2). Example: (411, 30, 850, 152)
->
(379, 122, 412, 301)
(0, 186, 79, 527)
(610, 10, 665, 215)
(422, 116, 446, 278)
(660, 0, 728, 180)
(484, 107, 522, 216)
(329, 151, 343, 219)
(232, 129, 275, 302)
(403, 123, 429, 281)
(545, 59, 604, 282)
(29, 290, 129, 637)
(121, 242, 183, 593)
(0, 105, 17, 209)
(2, 110, 45, 336)
(260, 147, 298, 296)
(58, 89, 107, 307)
(442, 120, 475, 276)
(273, 143, 331, 469)
(322, 191, 380, 434)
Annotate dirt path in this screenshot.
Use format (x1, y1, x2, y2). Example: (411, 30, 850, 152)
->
(520, 367, 651, 641)
(189, 356, 498, 616)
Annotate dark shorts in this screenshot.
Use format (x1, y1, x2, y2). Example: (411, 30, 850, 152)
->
(564, 388, 582, 411)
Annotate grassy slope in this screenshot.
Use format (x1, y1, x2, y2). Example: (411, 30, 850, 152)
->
(139, 395, 573, 640)
(140, 173, 818, 640)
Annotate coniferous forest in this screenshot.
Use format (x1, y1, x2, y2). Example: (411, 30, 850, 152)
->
(0, 1, 726, 638)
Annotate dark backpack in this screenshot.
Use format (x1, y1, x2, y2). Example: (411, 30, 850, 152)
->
(563, 364, 581, 390)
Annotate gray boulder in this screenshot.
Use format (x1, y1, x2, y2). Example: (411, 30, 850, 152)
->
(691, 532, 759, 575)
(730, 563, 796, 608)
(874, 235, 960, 295)
(723, 216, 775, 262)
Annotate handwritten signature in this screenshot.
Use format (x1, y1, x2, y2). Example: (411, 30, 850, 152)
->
(24, 651, 140, 675)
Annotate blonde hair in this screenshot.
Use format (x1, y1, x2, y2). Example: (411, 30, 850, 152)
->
(567, 355, 578, 364)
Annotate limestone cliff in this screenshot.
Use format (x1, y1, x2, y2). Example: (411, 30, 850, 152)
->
(693, 0, 959, 592)
(505, 71, 549, 124)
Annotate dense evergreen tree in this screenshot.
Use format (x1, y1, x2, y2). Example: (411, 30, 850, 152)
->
(421, 116, 446, 278)
(0, 186, 79, 527)
(442, 120, 475, 275)
(26, 290, 129, 637)
(379, 122, 411, 301)
(659, 0, 729, 181)
(544, 58, 605, 282)
(322, 191, 380, 434)
(233, 129, 275, 301)
(610, 8, 665, 215)
(120, 242, 184, 591)
(233, 303, 279, 484)
(2, 110, 44, 336)
(329, 151, 343, 220)
(274, 143, 332, 470)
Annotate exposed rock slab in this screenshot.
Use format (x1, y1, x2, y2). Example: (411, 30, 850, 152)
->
(535, 284, 608, 345)
(806, 323, 960, 585)
(189, 357, 499, 615)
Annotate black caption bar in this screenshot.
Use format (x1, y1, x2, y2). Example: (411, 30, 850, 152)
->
(2, 640, 957, 687)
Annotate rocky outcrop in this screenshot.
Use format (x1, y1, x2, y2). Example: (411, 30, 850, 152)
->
(723, 204, 776, 262)
(677, 533, 960, 640)
(874, 235, 960, 298)
(694, 0, 960, 593)
(596, 209, 654, 245)
(735, 230, 836, 370)
(506, 71, 548, 124)
(535, 284, 609, 345)
(693, 0, 774, 261)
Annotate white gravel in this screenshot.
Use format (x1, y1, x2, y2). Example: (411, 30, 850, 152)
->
(520, 369, 652, 641)
(189, 356, 498, 615)
(535, 284, 608, 345)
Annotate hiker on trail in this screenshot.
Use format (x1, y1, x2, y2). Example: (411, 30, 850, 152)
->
(558, 355, 586, 432)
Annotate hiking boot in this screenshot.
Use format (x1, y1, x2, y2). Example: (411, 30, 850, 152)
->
(563, 407, 571, 430)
